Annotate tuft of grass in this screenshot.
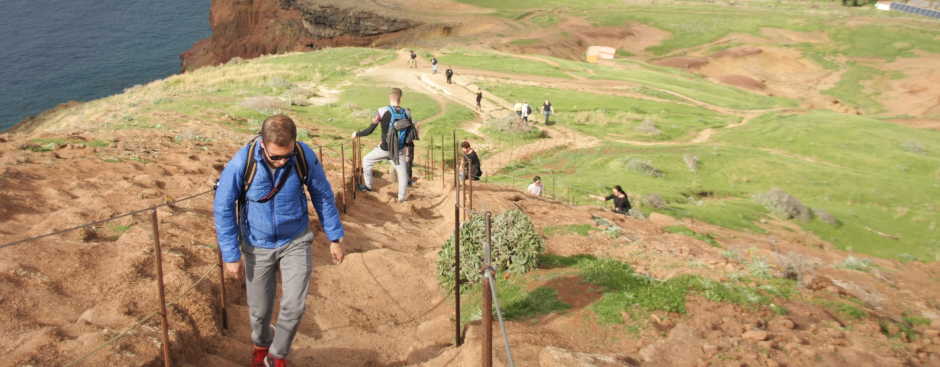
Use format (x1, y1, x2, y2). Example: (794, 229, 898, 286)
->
(663, 225, 721, 247)
(543, 224, 596, 237)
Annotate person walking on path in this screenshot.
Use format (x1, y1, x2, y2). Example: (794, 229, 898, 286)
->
(521, 102, 531, 124)
(475, 89, 483, 111)
(527, 176, 544, 196)
(542, 100, 553, 125)
(431, 56, 439, 74)
(352, 87, 416, 202)
(459, 141, 482, 181)
(591, 185, 632, 214)
(214, 114, 345, 367)
(409, 50, 418, 69)
(445, 66, 454, 84)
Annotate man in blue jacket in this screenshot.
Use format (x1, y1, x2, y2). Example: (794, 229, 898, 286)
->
(214, 114, 345, 367)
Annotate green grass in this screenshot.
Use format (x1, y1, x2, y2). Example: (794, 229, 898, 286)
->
(587, 6, 824, 55)
(258, 48, 396, 84)
(823, 63, 889, 114)
(828, 25, 940, 61)
(663, 225, 721, 247)
(455, 0, 617, 10)
(543, 255, 794, 325)
(510, 38, 541, 47)
(419, 103, 479, 140)
(543, 224, 596, 237)
(459, 274, 570, 323)
(26, 138, 110, 152)
(816, 298, 868, 320)
(492, 109, 940, 261)
(481, 83, 738, 142)
(529, 13, 560, 27)
(437, 50, 575, 79)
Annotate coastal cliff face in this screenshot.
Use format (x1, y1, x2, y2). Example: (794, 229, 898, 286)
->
(180, 0, 419, 71)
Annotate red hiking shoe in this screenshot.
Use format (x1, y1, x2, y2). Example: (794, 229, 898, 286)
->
(251, 346, 269, 367)
(264, 355, 287, 367)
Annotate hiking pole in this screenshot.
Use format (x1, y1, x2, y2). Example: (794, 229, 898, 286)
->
(482, 212, 494, 367)
(341, 144, 348, 214)
(151, 209, 172, 367)
(215, 240, 229, 332)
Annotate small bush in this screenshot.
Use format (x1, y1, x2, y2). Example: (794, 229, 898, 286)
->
(591, 215, 623, 238)
(900, 141, 927, 155)
(240, 96, 288, 114)
(642, 194, 667, 209)
(635, 118, 662, 135)
(437, 210, 544, 289)
(839, 256, 874, 272)
(683, 154, 700, 172)
(626, 158, 665, 178)
(754, 188, 812, 221)
(812, 208, 841, 227)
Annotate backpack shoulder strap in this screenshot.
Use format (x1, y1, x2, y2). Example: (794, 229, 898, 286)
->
(293, 142, 310, 184)
(240, 138, 260, 205)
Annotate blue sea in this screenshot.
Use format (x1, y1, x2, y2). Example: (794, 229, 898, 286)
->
(0, 0, 211, 131)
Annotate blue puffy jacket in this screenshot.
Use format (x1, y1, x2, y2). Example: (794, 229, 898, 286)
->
(213, 141, 344, 263)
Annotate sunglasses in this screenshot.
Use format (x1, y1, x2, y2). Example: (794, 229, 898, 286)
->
(262, 143, 296, 161)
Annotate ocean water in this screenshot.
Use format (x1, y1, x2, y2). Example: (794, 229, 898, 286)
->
(0, 0, 210, 131)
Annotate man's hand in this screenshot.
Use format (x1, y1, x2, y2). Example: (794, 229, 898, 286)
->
(330, 242, 345, 264)
(351, 131, 358, 139)
(224, 261, 243, 279)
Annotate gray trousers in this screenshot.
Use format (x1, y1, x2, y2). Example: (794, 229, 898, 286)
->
(362, 146, 409, 201)
(242, 229, 314, 359)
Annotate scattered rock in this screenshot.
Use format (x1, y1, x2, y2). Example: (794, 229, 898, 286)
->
(635, 119, 662, 135)
(625, 158, 664, 178)
(754, 188, 812, 221)
(642, 194, 667, 209)
(769, 318, 796, 331)
(539, 346, 638, 367)
(240, 96, 288, 113)
(701, 343, 719, 357)
(812, 208, 841, 226)
(805, 274, 834, 291)
(743, 329, 769, 341)
(628, 209, 646, 220)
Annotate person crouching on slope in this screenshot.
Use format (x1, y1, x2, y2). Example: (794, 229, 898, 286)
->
(214, 114, 346, 367)
(352, 87, 417, 202)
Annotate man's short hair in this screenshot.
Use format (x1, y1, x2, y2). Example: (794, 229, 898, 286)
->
(533, 176, 541, 182)
(261, 114, 297, 147)
(390, 88, 403, 98)
(460, 141, 471, 149)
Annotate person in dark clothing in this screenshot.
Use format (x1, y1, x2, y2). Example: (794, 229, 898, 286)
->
(459, 141, 482, 181)
(409, 50, 417, 69)
(475, 89, 483, 111)
(542, 100, 553, 124)
(592, 185, 631, 214)
(445, 67, 454, 84)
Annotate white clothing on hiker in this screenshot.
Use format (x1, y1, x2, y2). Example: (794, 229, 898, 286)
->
(521, 103, 530, 118)
(527, 183, 543, 196)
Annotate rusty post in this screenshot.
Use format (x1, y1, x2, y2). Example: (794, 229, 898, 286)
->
(151, 209, 172, 367)
(215, 241, 228, 332)
(441, 136, 445, 191)
(482, 212, 493, 367)
(351, 139, 358, 201)
(469, 175, 474, 217)
(341, 144, 348, 214)
(454, 130, 462, 347)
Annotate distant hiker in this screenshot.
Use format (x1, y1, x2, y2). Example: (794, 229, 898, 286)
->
(214, 114, 345, 367)
(514, 102, 524, 123)
(527, 176, 544, 196)
(409, 50, 417, 68)
(542, 99, 553, 124)
(475, 89, 483, 111)
(445, 67, 454, 84)
(431, 56, 439, 74)
(459, 141, 482, 181)
(591, 185, 632, 214)
(521, 102, 531, 123)
(352, 87, 416, 202)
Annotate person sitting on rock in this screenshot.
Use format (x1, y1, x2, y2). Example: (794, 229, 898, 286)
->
(527, 176, 543, 196)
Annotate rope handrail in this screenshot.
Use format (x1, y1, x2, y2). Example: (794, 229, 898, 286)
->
(0, 189, 215, 250)
(62, 266, 216, 367)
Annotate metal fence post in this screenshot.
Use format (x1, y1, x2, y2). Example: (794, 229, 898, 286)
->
(151, 209, 172, 367)
(482, 212, 493, 367)
(341, 144, 348, 214)
(453, 131, 462, 347)
(441, 136, 445, 191)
